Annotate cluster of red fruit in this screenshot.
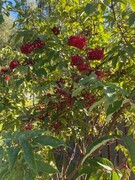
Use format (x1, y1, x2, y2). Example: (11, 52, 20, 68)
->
(20, 39, 45, 54)
(0, 61, 20, 81)
(68, 36, 87, 50)
(68, 35, 104, 74)
(71, 55, 89, 72)
(87, 48, 104, 60)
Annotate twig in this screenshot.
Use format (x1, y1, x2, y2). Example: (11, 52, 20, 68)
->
(110, 1, 128, 45)
(64, 143, 77, 178)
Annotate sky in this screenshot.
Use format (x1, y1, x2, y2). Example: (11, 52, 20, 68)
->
(9, 0, 37, 19)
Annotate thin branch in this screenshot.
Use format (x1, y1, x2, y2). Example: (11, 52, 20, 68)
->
(64, 143, 77, 178)
(110, 1, 128, 45)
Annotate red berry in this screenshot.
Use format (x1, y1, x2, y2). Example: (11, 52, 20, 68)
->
(68, 36, 87, 50)
(95, 69, 105, 81)
(0, 67, 8, 73)
(4, 75, 10, 81)
(32, 39, 45, 49)
(77, 64, 89, 72)
(87, 48, 104, 60)
(9, 61, 20, 70)
(71, 55, 84, 66)
(20, 43, 33, 54)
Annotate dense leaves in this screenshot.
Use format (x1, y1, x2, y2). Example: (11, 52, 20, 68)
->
(0, 0, 135, 179)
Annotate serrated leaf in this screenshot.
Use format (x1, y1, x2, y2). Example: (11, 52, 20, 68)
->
(7, 146, 20, 170)
(36, 160, 58, 174)
(129, 0, 135, 12)
(19, 135, 36, 171)
(81, 135, 118, 164)
(123, 135, 135, 166)
(106, 100, 123, 115)
(33, 135, 66, 148)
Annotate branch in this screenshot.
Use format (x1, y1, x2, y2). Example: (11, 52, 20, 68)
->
(110, 1, 128, 45)
(105, 102, 130, 134)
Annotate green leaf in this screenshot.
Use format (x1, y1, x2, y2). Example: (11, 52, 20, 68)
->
(72, 86, 84, 97)
(24, 170, 34, 180)
(84, 3, 95, 15)
(129, 0, 135, 12)
(129, 13, 135, 26)
(0, 104, 5, 112)
(97, 162, 112, 171)
(106, 100, 123, 115)
(123, 135, 135, 166)
(36, 160, 58, 174)
(89, 171, 103, 180)
(111, 171, 120, 180)
(81, 135, 118, 164)
(23, 130, 45, 140)
(7, 146, 20, 170)
(79, 73, 96, 84)
(77, 166, 96, 178)
(35, 68, 47, 77)
(103, 0, 111, 6)
(0, 14, 4, 24)
(13, 167, 24, 180)
(88, 97, 105, 112)
(33, 135, 66, 148)
(19, 135, 37, 171)
(87, 157, 114, 169)
(104, 86, 116, 101)
(0, 147, 4, 158)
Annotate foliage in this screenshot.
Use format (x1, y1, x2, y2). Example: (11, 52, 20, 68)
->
(0, 0, 135, 179)
(0, 15, 14, 48)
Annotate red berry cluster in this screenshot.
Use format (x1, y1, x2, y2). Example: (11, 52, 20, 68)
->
(0, 67, 10, 81)
(4, 75, 10, 81)
(9, 61, 20, 70)
(55, 88, 72, 108)
(71, 55, 84, 66)
(94, 69, 105, 81)
(51, 26, 60, 36)
(68, 36, 87, 50)
(20, 39, 45, 54)
(70, 55, 89, 72)
(87, 48, 104, 60)
(77, 64, 89, 72)
(0, 67, 8, 73)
